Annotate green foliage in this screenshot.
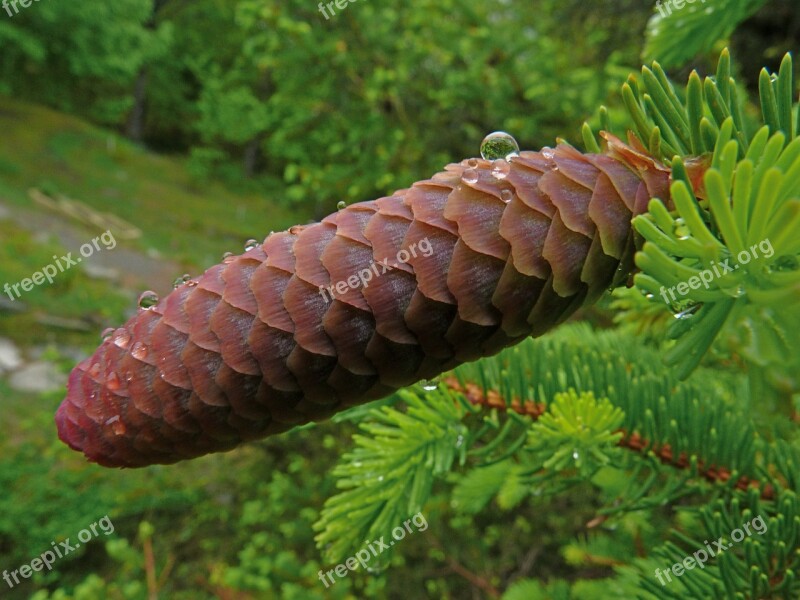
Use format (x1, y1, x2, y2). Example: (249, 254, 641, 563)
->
(0, 1, 169, 124)
(644, 0, 768, 68)
(528, 391, 625, 476)
(314, 388, 467, 562)
(1, 2, 798, 597)
(618, 51, 800, 380)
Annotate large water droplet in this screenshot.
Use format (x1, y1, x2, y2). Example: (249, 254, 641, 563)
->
(480, 131, 519, 160)
(500, 189, 514, 203)
(138, 291, 159, 310)
(113, 328, 131, 349)
(491, 159, 511, 180)
(131, 342, 148, 361)
(244, 239, 259, 251)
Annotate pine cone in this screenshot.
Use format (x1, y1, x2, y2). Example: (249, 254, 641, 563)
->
(55, 135, 671, 467)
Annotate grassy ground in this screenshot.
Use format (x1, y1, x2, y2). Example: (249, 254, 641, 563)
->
(0, 95, 303, 351)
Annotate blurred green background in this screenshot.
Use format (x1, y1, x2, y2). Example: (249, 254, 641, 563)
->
(0, 1, 797, 598)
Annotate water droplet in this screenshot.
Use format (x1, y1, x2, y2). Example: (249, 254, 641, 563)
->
(222, 252, 235, 264)
(337, 200, 347, 210)
(173, 273, 191, 289)
(244, 239, 259, 251)
(113, 328, 131, 349)
(573, 450, 580, 460)
(105, 415, 126, 435)
(124, 370, 134, 382)
(467, 158, 479, 168)
(673, 303, 701, 319)
(491, 159, 511, 180)
(131, 342, 148, 361)
(106, 372, 121, 391)
(420, 377, 439, 391)
(461, 168, 479, 184)
(101, 327, 114, 342)
(480, 131, 520, 160)
(138, 291, 159, 310)
(541, 148, 555, 160)
(366, 563, 386, 575)
(722, 284, 746, 298)
(673, 218, 690, 239)
(500, 189, 514, 203)
(771, 255, 799, 272)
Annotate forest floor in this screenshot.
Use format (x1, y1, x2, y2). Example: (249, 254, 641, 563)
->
(0, 95, 303, 393)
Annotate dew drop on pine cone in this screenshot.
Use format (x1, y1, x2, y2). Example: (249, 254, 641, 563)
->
(500, 189, 513, 203)
(541, 147, 555, 160)
(131, 342, 147, 361)
(337, 201, 347, 210)
(244, 239, 259, 251)
(113, 328, 131, 349)
(480, 131, 519, 160)
(222, 252, 235, 264)
(100, 327, 114, 342)
(106, 371, 121, 391)
(173, 273, 192, 289)
(467, 158, 479, 168)
(105, 415, 126, 436)
(461, 168, 479, 184)
(491, 158, 511, 180)
(137, 291, 159, 310)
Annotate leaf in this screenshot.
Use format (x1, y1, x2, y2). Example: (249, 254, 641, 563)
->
(643, 0, 767, 68)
